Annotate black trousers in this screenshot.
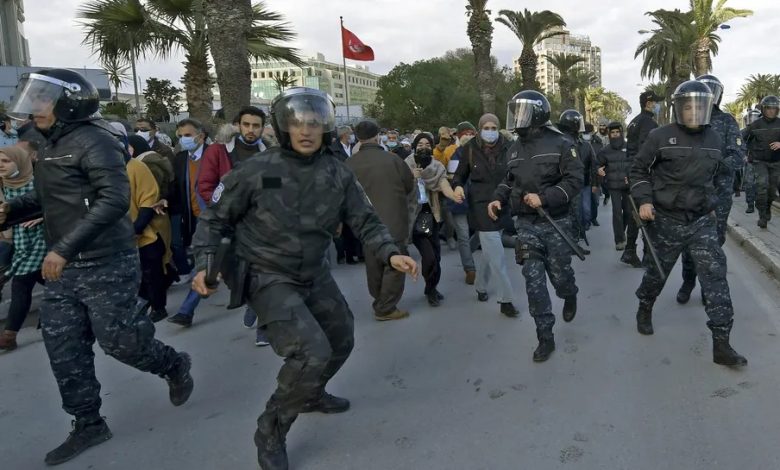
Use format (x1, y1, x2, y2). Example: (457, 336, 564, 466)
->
(138, 235, 168, 310)
(4, 270, 44, 332)
(365, 243, 407, 314)
(610, 189, 639, 246)
(412, 206, 441, 295)
(335, 224, 362, 261)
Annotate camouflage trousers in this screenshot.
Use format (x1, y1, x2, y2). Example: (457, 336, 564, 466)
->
(754, 160, 780, 217)
(40, 250, 179, 419)
(680, 178, 733, 282)
(251, 269, 354, 436)
(743, 162, 756, 206)
(636, 213, 734, 331)
(515, 216, 578, 336)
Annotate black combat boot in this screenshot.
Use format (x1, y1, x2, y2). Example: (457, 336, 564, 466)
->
(301, 392, 350, 414)
(757, 217, 768, 228)
(163, 352, 194, 406)
(500, 302, 519, 317)
(562, 296, 577, 322)
(745, 203, 754, 213)
(676, 281, 695, 304)
(255, 413, 289, 470)
(636, 301, 654, 335)
(533, 329, 555, 362)
(620, 248, 642, 268)
(44, 416, 112, 466)
(711, 323, 748, 367)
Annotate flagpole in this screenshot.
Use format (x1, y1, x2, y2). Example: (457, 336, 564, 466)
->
(340, 16, 351, 124)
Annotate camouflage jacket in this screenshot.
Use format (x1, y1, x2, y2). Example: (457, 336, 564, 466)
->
(710, 108, 745, 197)
(192, 146, 399, 283)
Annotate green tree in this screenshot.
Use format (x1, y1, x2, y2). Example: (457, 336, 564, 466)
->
(102, 55, 131, 101)
(689, 0, 752, 76)
(583, 87, 631, 126)
(101, 101, 132, 120)
(721, 101, 743, 119)
(735, 73, 780, 109)
(79, 0, 302, 124)
(545, 53, 585, 111)
(272, 72, 296, 94)
(569, 69, 598, 115)
(495, 9, 566, 90)
(466, 0, 495, 114)
(143, 78, 182, 123)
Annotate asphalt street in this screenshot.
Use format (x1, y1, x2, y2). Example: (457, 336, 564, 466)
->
(1, 203, 780, 470)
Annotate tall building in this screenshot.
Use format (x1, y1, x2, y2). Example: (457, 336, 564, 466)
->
(513, 27, 601, 96)
(248, 52, 381, 107)
(0, 0, 30, 67)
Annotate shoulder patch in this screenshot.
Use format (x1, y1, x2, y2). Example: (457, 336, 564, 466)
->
(736, 137, 742, 146)
(212, 182, 224, 203)
(570, 148, 578, 158)
(668, 137, 677, 145)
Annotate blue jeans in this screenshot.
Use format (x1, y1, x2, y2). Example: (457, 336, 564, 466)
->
(474, 231, 514, 303)
(178, 289, 201, 317)
(452, 213, 475, 272)
(579, 187, 592, 230)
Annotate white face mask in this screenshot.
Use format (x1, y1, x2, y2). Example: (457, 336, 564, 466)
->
(136, 130, 151, 142)
(582, 133, 592, 141)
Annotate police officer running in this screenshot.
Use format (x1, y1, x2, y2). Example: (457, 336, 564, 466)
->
(630, 80, 747, 367)
(0, 69, 194, 465)
(742, 95, 780, 229)
(488, 91, 583, 362)
(190, 87, 418, 470)
(676, 75, 744, 304)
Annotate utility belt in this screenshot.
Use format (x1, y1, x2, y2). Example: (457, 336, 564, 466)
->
(514, 240, 545, 265)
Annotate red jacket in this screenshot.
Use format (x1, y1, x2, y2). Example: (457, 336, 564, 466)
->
(197, 137, 267, 203)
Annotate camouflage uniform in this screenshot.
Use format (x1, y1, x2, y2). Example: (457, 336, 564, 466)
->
(41, 250, 178, 419)
(192, 146, 399, 445)
(743, 116, 780, 222)
(744, 161, 756, 207)
(630, 123, 736, 337)
(680, 108, 745, 283)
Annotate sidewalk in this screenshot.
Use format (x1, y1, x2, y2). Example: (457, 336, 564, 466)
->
(727, 196, 780, 279)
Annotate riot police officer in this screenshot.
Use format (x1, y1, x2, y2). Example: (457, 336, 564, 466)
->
(488, 91, 583, 362)
(742, 108, 762, 213)
(558, 109, 594, 255)
(676, 75, 744, 304)
(630, 80, 747, 367)
(0, 69, 194, 465)
(742, 95, 780, 228)
(190, 87, 418, 470)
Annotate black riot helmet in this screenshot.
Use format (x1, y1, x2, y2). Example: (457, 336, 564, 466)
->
(759, 95, 780, 120)
(506, 90, 550, 131)
(270, 87, 336, 153)
(557, 109, 585, 135)
(8, 69, 99, 123)
(672, 80, 714, 129)
(695, 74, 724, 106)
(744, 108, 761, 127)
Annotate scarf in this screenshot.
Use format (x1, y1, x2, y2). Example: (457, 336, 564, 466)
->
(406, 154, 446, 191)
(0, 146, 33, 189)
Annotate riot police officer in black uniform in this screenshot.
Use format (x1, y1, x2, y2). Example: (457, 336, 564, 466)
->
(742, 95, 780, 228)
(488, 91, 583, 362)
(190, 87, 418, 469)
(630, 80, 747, 367)
(558, 109, 594, 254)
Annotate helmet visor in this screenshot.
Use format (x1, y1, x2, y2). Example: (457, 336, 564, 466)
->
(746, 111, 761, 125)
(273, 94, 335, 134)
(506, 98, 542, 130)
(673, 92, 713, 127)
(699, 78, 723, 105)
(8, 73, 71, 120)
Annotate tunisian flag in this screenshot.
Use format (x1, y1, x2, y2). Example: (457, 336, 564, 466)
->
(341, 26, 375, 61)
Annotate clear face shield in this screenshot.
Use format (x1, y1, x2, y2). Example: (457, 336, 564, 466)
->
(506, 98, 542, 130)
(7, 73, 73, 120)
(699, 79, 723, 105)
(273, 94, 335, 136)
(673, 93, 714, 128)
(745, 110, 761, 126)
(575, 117, 585, 133)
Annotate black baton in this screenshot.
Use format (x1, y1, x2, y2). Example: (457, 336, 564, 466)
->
(204, 237, 232, 291)
(535, 207, 587, 261)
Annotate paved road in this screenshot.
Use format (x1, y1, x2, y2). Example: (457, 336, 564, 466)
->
(2, 204, 780, 470)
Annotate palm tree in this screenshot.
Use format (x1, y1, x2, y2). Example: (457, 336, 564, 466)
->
(101, 55, 131, 102)
(272, 72, 296, 94)
(584, 87, 632, 125)
(721, 101, 743, 119)
(569, 68, 597, 115)
(79, 0, 302, 124)
(735, 73, 780, 109)
(689, 0, 752, 76)
(466, 0, 495, 114)
(545, 53, 584, 110)
(495, 9, 566, 90)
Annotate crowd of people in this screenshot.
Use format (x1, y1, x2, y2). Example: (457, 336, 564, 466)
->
(0, 66, 777, 469)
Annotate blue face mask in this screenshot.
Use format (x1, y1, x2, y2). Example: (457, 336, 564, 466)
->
(386, 141, 398, 148)
(481, 129, 499, 143)
(179, 135, 198, 151)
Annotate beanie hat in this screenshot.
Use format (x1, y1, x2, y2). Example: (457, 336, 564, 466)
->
(478, 113, 500, 129)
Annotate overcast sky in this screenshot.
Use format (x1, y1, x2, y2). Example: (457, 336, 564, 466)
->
(22, 0, 780, 120)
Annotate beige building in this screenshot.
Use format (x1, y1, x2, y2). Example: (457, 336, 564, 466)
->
(0, 0, 30, 66)
(248, 52, 381, 107)
(513, 27, 601, 96)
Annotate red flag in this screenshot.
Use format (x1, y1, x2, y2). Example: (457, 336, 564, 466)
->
(341, 26, 374, 61)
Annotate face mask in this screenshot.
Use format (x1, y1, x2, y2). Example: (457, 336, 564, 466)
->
(348, 134, 356, 144)
(415, 148, 433, 168)
(653, 103, 661, 114)
(387, 141, 398, 148)
(610, 138, 624, 150)
(179, 136, 198, 152)
(380, 135, 388, 143)
(480, 130, 499, 143)
(582, 133, 592, 142)
(136, 131, 151, 142)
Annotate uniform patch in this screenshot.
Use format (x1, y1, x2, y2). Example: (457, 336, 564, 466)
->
(736, 137, 742, 146)
(212, 182, 224, 203)
(570, 148, 578, 158)
(668, 137, 677, 145)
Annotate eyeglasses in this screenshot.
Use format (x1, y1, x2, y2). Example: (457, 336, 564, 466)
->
(134, 128, 152, 132)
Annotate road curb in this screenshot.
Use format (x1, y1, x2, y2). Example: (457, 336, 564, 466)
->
(727, 217, 780, 280)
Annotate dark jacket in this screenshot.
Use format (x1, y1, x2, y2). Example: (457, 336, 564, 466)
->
(595, 140, 631, 190)
(8, 120, 135, 261)
(347, 143, 414, 243)
(493, 127, 584, 219)
(330, 141, 352, 162)
(743, 116, 780, 162)
(453, 135, 513, 231)
(151, 137, 175, 162)
(630, 124, 724, 222)
(192, 146, 399, 289)
(626, 110, 658, 157)
(564, 135, 595, 187)
(170, 144, 209, 247)
(392, 145, 411, 159)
